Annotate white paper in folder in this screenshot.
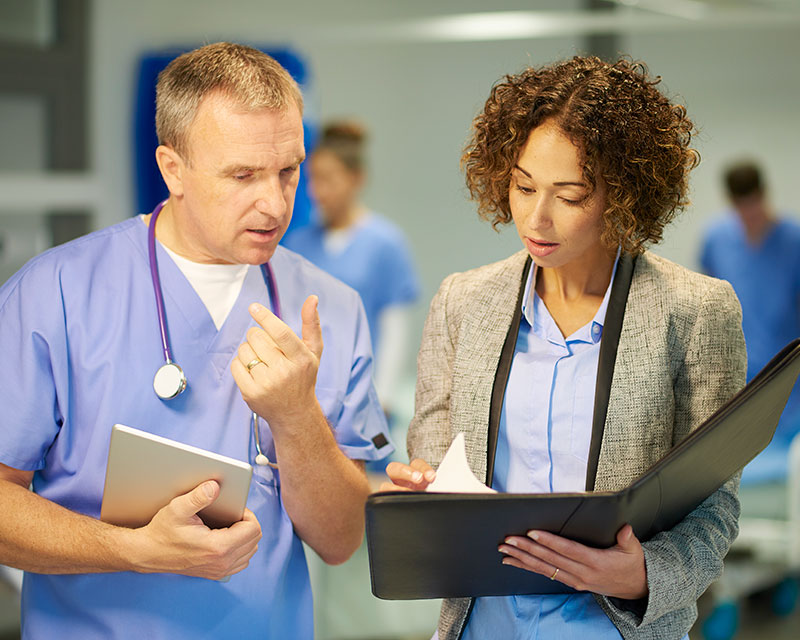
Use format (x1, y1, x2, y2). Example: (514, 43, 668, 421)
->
(426, 433, 497, 494)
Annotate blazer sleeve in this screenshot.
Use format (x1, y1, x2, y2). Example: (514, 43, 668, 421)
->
(599, 278, 747, 631)
(406, 273, 458, 468)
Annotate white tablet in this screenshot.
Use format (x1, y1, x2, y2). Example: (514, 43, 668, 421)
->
(101, 424, 253, 529)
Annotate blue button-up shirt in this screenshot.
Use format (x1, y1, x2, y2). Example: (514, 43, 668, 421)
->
(463, 258, 623, 640)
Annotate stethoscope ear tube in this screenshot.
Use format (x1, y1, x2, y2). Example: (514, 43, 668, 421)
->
(148, 201, 175, 374)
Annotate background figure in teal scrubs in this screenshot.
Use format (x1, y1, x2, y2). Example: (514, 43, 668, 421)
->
(284, 121, 420, 422)
(701, 160, 800, 484)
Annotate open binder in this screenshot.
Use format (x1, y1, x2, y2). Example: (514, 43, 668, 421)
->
(366, 339, 800, 600)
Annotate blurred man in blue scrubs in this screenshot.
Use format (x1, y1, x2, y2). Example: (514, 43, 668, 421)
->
(0, 42, 392, 639)
(284, 121, 420, 421)
(701, 160, 800, 483)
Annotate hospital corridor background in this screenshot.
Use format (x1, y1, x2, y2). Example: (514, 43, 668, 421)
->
(1, 1, 800, 638)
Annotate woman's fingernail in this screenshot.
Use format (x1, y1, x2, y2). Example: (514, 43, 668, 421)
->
(411, 471, 422, 483)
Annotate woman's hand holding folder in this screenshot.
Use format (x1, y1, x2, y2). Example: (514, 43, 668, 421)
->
(500, 523, 648, 600)
(380, 458, 648, 601)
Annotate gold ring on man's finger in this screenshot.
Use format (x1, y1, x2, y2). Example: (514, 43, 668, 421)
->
(246, 358, 265, 372)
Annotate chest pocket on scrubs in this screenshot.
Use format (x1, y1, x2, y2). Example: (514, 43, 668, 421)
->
(252, 441, 281, 494)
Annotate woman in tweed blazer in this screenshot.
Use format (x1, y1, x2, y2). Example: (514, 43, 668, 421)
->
(385, 57, 746, 639)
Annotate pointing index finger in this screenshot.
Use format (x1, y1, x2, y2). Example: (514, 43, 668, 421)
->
(248, 303, 304, 358)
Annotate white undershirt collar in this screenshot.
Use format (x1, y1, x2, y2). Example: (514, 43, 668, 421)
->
(160, 243, 249, 330)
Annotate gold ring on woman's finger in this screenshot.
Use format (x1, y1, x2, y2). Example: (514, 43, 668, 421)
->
(550, 567, 559, 580)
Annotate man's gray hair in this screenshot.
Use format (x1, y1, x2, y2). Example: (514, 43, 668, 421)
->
(156, 42, 303, 159)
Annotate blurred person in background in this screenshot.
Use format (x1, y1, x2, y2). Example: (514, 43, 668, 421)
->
(284, 121, 420, 426)
(384, 56, 746, 640)
(701, 160, 800, 485)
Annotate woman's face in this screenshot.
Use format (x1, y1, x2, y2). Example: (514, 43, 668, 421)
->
(308, 149, 362, 226)
(509, 119, 609, 270)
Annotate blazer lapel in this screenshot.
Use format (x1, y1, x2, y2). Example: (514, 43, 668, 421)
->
(486, 256, 531, 486)
(585, 252, 637, 491)
(450, 252, 529, 482)
(480, 251, 636, 492)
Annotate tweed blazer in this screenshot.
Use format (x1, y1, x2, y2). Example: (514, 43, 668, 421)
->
(407, 250, 747, 640)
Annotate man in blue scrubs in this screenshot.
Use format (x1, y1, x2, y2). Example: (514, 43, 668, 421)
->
(701, 160, 800, 482)
(0, 43, 392, 639)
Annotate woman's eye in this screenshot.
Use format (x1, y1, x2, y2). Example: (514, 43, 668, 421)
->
(516, 184, 534, 195)
(234, 173, 252, 181)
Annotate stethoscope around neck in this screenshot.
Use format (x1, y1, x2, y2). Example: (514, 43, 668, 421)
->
(147, 200, 279, 468)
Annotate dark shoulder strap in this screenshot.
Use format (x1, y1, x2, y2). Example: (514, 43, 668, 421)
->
(585, 252, 637, 491)
(486, 256, 531, 486)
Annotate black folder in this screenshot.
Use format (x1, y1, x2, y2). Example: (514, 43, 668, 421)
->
(366, 339, 800, 600)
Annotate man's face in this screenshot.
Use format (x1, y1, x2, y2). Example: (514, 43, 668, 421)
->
(308, 149, 362, 227)
(168, 92, 305, 265)
(732, 192, 768, 228)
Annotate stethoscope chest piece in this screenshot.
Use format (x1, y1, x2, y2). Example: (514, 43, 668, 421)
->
(254, 453, 271, 467)
(252, 412, 279, 468)
(153, 362, 187, 400)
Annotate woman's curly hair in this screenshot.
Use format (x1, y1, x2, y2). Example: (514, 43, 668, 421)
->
(462, 56, 699, 254)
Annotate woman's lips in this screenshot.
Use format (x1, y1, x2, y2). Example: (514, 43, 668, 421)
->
(525, 237, 560, 257)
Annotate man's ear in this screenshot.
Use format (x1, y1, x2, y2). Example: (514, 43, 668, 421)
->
(155, 145, 185, 197)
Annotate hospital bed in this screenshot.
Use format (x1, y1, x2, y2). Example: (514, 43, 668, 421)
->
(701, 432, 800, 640)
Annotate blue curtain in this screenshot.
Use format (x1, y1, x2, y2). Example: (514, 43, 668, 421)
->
(133, 46, 315, 235)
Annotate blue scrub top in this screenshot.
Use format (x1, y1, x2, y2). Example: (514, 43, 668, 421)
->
(283, 214, 420, 355)
(0, 216, 393, 639)
(701, 214, 800, 481)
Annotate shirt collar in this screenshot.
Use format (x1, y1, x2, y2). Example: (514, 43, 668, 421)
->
(521, 248, 621, 345)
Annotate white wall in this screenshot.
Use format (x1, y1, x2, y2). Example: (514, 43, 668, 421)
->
(624, 26, 800, 270)
(307, 38, 588, 306)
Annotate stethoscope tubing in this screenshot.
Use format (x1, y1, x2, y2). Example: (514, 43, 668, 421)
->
(148, 200, 173, 364)
(147, 200, 281, 467)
